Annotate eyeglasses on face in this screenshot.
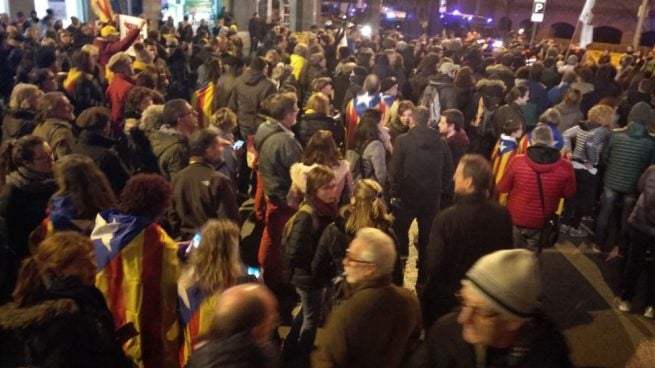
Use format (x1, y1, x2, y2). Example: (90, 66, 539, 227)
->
(455, 291, 500, 320)
(344, 250, 375, 266)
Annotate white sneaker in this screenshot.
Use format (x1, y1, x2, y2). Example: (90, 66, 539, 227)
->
(614, 297, 631, 312)
(568, 227, 588, 237)
(644, 306, 655, 319)
(559, 224, 570, 234)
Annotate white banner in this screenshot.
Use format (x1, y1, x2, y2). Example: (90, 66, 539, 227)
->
(578, 0, 596, 24)
(118, 14, 147, 57)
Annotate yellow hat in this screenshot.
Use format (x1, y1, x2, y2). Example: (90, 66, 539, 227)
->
(101, 25, 120, 38)
(229, 24, 238, 32)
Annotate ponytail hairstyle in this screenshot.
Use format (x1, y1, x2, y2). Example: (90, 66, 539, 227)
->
(12, 231, 94, 305)
(0, 135, 47, 186)
(344, 179, 394, 234)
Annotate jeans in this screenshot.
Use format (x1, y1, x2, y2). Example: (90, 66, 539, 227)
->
(282, 287, 324, 366)
(594, 187, 637, 251)
(620, 227, 655, 305)
(513, 225, 541, 251)
(393, 202, 439, 284)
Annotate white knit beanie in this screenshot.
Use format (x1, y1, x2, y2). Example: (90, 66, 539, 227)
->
(462, 249, 541, 320)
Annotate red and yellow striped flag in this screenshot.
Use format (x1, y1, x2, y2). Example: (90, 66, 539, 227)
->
(91, 0, 114, 23)
(92, 210, 181, 368)
(191, 82, 216, 129)
(177, 285, 218, 366)
(492, 135, 518, 205)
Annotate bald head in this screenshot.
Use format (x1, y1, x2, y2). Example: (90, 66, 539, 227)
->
(211, 284, 278, 342)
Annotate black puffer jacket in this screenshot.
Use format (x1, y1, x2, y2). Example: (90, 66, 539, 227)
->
(70, 74, 106, 116)
(0, 276, 132, 368)
(1, 109, 38, 142)
(286, 202, 335, 289)
(295, 111, 344, 149)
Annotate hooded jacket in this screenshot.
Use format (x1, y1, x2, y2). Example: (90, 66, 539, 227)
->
(32, 117, 76, 160)
(498, 145, 576, 228)
(554, 102, 584, 132)
(0, 277, 132, 368)
(629, 166, 655, 236)
(602, 102, 655, 194)
(228, 68, 277, 136)
(149, 126, 190, 181)
(425, 73, 458, 111)
(390, 125, 454, 207)
(1, 109, 37, 142)
(73, 130, 131, 194)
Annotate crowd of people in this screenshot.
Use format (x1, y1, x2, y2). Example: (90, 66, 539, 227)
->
(0, 7, 654, 368)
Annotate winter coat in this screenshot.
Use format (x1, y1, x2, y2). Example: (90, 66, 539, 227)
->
(125, 127, 160, 174)
(1, 109, 37, 142)
(498, 145, 576, 229)
(553, 102, 583, 132)
(387, 118, 410, 145)
(286, 201, 335, 289)
(302, 64, 329, 104)
(422, 193, 512, 328)
(65, 69, 106, 116)
(149, 126, 190, 181)
(547, 82, 570, 106)
(169, 160, 240, 240)
(419, 312, 573, 368)
(212, 70, 239, 111)
(289, 160, 352, 207)
(602, 121, 655, 194)
(445, 131, 470, 167)
(524, 79, 548, 123)
(93, 28, 140, 69)
(491, 103, 526, 139)
(105, 73, 135, 127)
(228, 69, 277, 136)
(390, 125, 454, 207)
(187, 332, 278, 368)
(562, 121, 609, 167)
(424, 73, 458, 111)
(629, 166, 655, 236)
(32, 118, 76, 160)
(73, 130, 131, 194)
(312, 275, 421, 368)
(167, 49, 195, 101)
(254, 119, 303, 205)
(485, 64, 515, 90)
(361, 140, 389, 186)
(0, 277, 132, 368)
(311, 216, 350, 286)
(295, 111, 344, 149)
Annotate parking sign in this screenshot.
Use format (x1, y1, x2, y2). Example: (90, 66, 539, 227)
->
(531, 0, 547, 22)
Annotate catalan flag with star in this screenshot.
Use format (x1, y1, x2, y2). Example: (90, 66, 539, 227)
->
(492, 134, 519, 205)
(345, 93, 388, 149)
(177, 282, 219, 366)
(92, 209, 181, 368)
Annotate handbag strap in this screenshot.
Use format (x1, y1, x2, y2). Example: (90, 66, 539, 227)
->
(535, 171, 546, 218)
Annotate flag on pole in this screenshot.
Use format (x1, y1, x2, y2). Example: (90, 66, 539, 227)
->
(579, 0, 596, 24)
(91, 0, 114, 23)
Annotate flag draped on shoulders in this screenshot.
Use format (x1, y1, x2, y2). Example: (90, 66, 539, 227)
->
(63, 68, 85, 94)
(93, 209, 181, 368)
(345, 93, 387, 149)
(517, 123, 565, 155)
(492, 135, 518, 205)
(191, 81, 215, 129)
(177, 282, 218, 366)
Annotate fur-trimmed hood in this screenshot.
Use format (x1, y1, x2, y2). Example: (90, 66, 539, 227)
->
(475, 78, 506, 92)
(0, 299, 78, 331)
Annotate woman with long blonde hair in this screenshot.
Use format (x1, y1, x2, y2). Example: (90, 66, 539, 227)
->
(177, 219, 249, 366)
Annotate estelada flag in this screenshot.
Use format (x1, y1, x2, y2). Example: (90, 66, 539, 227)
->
(345, 93, 387, 150)
(491, 135, 518, 205)
(177, 283, 218, 366)
(191, 81, 216, 129)
(92, 209, 181, 368)
(91, 0, 114, 23)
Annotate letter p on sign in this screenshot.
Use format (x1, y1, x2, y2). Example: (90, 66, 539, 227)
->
(531, 0, 546, 22)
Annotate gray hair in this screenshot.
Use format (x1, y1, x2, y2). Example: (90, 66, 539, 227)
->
(140, 104, 165, 131)
(355, 227, 397, 276)
(531, 125, 554, 147)
(9, 83, 42, 111)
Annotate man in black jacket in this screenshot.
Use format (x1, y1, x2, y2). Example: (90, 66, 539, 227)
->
(187, 284, 279, 368)
(390, 106, 454, 286)
(422, 154, 512, 328)
(169, 129, 240, 240)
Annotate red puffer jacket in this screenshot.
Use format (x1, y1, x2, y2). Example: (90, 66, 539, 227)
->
(498, 145, 576, 229)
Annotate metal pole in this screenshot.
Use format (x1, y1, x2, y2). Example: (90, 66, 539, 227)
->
(633, 0, 649, 50)
(529, 22, 538, 46)
(564, 20, 581, 60)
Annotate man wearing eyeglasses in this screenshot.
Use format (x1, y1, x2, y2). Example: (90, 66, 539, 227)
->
(420, 249, 572, 368)
(151, 99, 198, 181)
(312, 228, 421, 368)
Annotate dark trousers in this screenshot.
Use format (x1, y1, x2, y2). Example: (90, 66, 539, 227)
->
(595, 187, 637, 251)
(393, 201, 439, 284)
(620, 226, 655, 305)
(563, 169, 599, 228)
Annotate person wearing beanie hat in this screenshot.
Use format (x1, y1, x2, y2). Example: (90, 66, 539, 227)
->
(106, 52, 136, 133)
(498, 119, 575, 249)
(593, 101, 655, 255)
(422, 249, 572, 367)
